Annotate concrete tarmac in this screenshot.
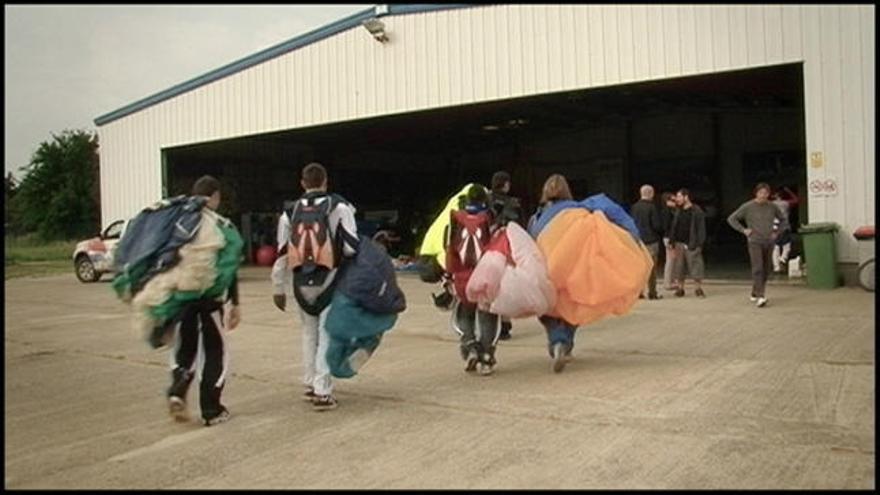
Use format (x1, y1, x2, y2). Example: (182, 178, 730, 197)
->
(4, 268, 875, 489)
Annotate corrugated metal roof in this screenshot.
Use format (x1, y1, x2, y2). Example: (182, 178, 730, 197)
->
(94, 4, 476, 126)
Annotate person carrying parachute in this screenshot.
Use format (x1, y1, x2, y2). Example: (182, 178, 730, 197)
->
(416, 183, 474, 311)
(270, 162, 359, 411)
(526, 174, 653, 372)
(487, 170, 524, 341)
(464, 219, 556, 322)
(444, 184, 503, 376)
(111, 175, 243, 426)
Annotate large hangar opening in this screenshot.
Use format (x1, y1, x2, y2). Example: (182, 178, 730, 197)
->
(165, 63, 805, 273)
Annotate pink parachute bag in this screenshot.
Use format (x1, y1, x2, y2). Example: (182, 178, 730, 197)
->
(466, 223, 556, 319)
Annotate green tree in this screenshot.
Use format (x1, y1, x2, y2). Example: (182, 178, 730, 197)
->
(11, 130, 101, 240)
(5, 172, 17, 228)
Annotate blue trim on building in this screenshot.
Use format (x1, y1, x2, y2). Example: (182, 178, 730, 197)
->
(94, 4, 476, 127)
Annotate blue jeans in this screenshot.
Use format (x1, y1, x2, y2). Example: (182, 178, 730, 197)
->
(538, 316, 577, 356)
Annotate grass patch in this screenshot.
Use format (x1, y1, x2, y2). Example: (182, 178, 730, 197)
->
(5, 260, 73, 280)
(5, 235, 78, 280)
(5, 235, 77, 263)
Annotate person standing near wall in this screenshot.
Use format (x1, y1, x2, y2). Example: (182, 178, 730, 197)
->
(771, 186, 799, 273)
(631, 185, 664, 300)
(726, 182, 789, 307)
(667, 188, 707, 298)
(660, 192, 679, 291)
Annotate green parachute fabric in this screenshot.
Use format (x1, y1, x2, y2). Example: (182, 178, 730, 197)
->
(148, 219, 243, 324)
(111, 261, 148, 301)
(113, 209, 242, 346)
(418, 183, 475, 270)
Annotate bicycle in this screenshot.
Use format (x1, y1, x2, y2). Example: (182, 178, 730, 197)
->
(853, 226, 875, 292)
(857, 257, 874, 292)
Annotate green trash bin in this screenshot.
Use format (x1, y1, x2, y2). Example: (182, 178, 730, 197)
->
(799, 222, 840, 289)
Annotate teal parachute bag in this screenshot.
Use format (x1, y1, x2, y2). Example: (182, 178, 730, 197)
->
(324, 236, 406, 378)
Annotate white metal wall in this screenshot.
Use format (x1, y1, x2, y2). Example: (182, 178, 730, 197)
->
(99, 4, 875, 261)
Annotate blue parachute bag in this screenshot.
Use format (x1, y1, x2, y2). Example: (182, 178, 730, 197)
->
(528, 193, 641, 242)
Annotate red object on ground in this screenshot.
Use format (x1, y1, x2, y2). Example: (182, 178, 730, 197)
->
(854, 225, 875, 240)
(255, 245, 277, 266)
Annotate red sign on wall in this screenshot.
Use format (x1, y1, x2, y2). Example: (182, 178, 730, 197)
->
(809, 177, 838, 196)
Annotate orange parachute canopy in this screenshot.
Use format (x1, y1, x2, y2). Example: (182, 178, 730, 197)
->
(536, 208, 653, 325)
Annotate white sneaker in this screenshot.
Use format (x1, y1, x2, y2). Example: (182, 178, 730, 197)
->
(552, 343, 567, 373)
(478, 362, 494, 376)
(749, 295, 758, 302)
(168, 396, 190, 422)
(756, 297, 768, 307)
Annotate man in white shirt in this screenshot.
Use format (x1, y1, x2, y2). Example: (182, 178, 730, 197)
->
(270, 162, 358, 411)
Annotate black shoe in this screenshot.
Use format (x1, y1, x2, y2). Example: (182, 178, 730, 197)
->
(148, 323, 175, 349)
(638, 293, 645, 299)
(431, 290, 454, 311)
(302, 386, 318, 402)
(313, 395, 338, 411)
(499, 321, 512, 340)
(674, 288, 685, 297)
(167, 368, 193, 402)
(202, 406, 230, 426)
(648, 293, 662, 300)
(695, 288, 705, 298)
(465, 349, 479, 372)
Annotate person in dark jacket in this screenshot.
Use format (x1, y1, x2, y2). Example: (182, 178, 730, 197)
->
(488, 170, 523, 340)
(667, 188, 707, 298)
(659, 192, 679, 291)
(631, 184, 663, 300)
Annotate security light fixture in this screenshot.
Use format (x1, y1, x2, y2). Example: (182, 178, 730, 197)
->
(363, 18, 389, 43)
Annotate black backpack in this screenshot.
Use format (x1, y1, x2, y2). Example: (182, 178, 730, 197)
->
(286, 193, 340, 274)
(489, 192, 522, 230)
(285, 193, 345, 315)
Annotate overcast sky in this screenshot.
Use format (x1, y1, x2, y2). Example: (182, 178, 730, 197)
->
(4, 4, 371, 180)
